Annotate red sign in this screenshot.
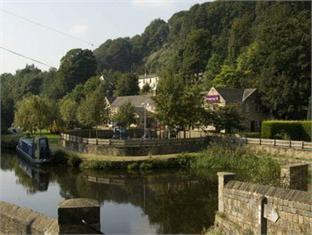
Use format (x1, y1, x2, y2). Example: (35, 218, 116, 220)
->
(205, 95, 220, 103)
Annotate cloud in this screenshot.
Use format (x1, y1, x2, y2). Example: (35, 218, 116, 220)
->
(131, 0, 175, 8)
(69, 24, 88, 35)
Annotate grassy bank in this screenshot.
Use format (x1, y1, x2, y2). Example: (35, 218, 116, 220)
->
(189, 142, 281, 186)
(51, 146, 198, 170)
(50, 141, 281, 186)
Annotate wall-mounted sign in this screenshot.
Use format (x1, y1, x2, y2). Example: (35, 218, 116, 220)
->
(205, 95, 220, 103)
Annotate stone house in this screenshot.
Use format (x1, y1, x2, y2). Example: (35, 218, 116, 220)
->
(110, 95, 157, 128)
(202, 87, 269, 131)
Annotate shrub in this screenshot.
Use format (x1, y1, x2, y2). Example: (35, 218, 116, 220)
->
(261, 120, 312, 141)
(67, 154, 82, 167)
(191, 142, 281, 186)
(127, 162, 139, 170)
(139, 162, 153, 171)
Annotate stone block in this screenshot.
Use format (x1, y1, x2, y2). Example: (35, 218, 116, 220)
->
(58, 198, 100, 234)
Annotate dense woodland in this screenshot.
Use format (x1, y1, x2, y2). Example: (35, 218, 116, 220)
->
(1, 1, 311, 132)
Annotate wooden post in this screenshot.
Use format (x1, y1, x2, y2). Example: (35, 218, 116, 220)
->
(302, 141, 304, 149)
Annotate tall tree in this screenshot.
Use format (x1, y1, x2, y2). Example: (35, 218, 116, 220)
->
(181, 29, 212, 79)
(112, 102, 136, 128)
(77, 86, 109, 130)
(114, 73, 139, 96)
(14, 95, 52, 133)
(57, 49, 97, 96)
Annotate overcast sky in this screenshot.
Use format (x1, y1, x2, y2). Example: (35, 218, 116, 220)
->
(0, 0, 209, 74)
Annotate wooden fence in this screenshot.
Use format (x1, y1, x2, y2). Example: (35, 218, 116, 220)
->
(60, 133, 312, 150)
(60, 133, 208, 147)
(240, 137, 312, 150)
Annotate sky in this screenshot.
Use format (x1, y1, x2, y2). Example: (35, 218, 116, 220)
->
(0, 0, 210, 74)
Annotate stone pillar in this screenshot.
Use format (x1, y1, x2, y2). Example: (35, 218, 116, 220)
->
(58, 198, 101, 234)
(281, 163, 309, 191)
(217, 172, 236, 212)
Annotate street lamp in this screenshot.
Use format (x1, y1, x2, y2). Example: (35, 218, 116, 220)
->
(141, 102, 150, 139)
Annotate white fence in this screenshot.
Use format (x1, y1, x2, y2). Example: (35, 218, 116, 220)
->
(241, 137, 312, 150)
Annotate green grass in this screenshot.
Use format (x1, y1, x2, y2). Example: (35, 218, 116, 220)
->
(189, 142, 281, 186)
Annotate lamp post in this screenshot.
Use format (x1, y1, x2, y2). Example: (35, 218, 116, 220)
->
(141, 102, 149, 139)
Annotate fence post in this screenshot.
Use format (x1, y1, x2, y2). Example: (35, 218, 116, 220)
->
(302, 141, 304, 149)
(274, 139, 276, 146)
(289, 140, 291, 148)
(259, 138, 262, 145)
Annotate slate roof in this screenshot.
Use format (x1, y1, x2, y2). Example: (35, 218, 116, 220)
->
(203, 87, 257, 103)
(111, 95, 155, 108)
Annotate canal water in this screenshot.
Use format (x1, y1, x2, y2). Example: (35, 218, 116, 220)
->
(0, 153, 219, 234)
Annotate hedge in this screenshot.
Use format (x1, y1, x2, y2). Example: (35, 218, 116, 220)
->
(261, 120, 312, 141)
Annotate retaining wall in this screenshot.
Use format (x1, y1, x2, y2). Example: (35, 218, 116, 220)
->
(61, 135, 208, 156)
(0, 201, 58, 234)
(215, 172, 312, 235)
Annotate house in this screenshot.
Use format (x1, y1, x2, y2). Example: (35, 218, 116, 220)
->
(202, 87, 269, 131)
(110, 95, 156, 128)
(138, 74, 159, 92)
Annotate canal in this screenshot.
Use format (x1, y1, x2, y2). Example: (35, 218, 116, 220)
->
(0, 153, 219, 234)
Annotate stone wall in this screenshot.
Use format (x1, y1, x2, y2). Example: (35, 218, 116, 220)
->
(62, 137, 208, 156)
(0, 201, 59, 235)
(215, 172, 312, 235)
(0, 198, 100, 235)
(245, 145, 312, 164)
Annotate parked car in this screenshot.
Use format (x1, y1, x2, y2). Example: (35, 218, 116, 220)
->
(112, 127, 129, 139)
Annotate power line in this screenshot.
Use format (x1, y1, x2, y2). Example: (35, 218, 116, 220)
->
(0, 46, 54, 68)
(0, 8, 95, 47)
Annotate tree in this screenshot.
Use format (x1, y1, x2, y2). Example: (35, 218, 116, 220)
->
(94, 38, 134, 73)
(57, 49, 97, 96)
(201, 105, 243, 133)
(203, 54, 223, 89)
(212, 65, 242, 88)
(59, 97, 79, 129)
(113, 102, 136, 128)
(114, 73, 139, 96)
(181, 29, 212, 79)
(141, 83, 151, 94)
(153, 73, 185, 132)
(77, 86, 109, 130)
(14, 95, 52, 133)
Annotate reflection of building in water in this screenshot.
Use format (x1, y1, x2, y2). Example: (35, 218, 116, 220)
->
(18, 158, 50, 191)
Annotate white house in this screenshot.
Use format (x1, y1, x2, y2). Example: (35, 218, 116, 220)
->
(138, 74, 159, 92)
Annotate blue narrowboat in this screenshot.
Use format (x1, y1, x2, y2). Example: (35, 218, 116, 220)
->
(16, 137, 52, 165)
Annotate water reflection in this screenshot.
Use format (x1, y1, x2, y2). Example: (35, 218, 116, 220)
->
(0, 153, 218, 234)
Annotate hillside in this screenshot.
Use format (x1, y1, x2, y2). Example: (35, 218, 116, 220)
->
(1, 1, 311, 131)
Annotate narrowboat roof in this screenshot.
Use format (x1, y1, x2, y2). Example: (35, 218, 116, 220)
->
(19, 136, 48, 144)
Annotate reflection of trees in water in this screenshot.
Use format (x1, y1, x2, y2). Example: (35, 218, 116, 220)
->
(2, 154, 218, 234)
(53, 169, 218, 234)
(1, 154, 50, 194)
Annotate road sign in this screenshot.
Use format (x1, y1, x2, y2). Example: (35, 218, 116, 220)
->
(264, 204, 279, 223)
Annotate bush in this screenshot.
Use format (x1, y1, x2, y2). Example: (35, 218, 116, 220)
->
(127, 162, 139, 170)
(261, 120, 312, 141)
